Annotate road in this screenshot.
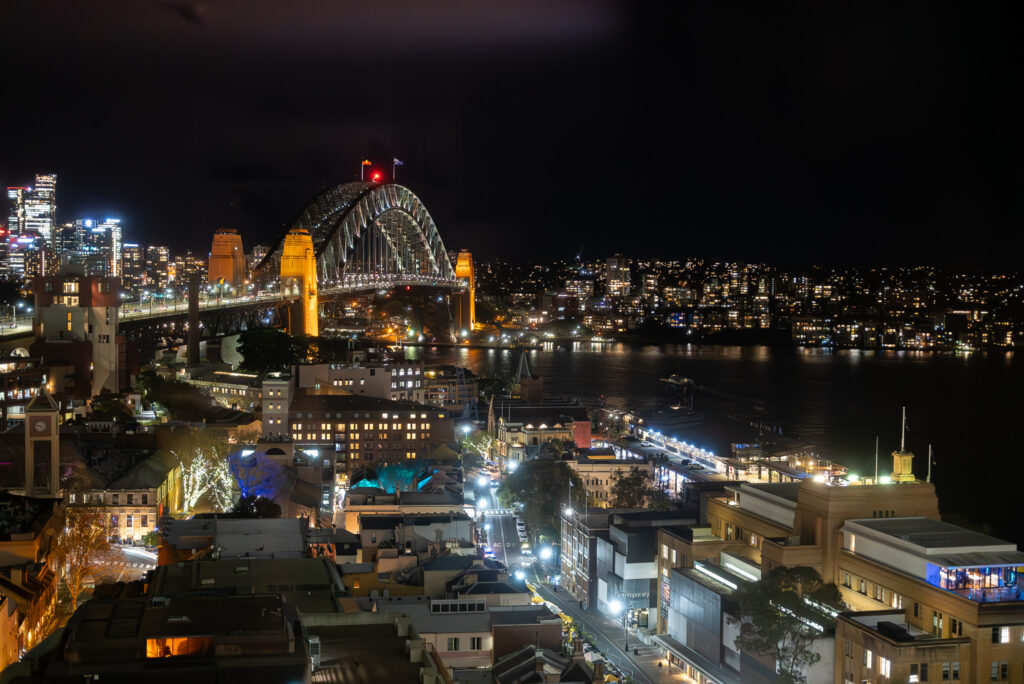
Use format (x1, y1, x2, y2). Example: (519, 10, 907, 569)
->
(485, 511, 523, 570)
(523, 562, 677, 684)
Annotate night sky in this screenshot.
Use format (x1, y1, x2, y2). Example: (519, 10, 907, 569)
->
(0, 2, 1018, 267)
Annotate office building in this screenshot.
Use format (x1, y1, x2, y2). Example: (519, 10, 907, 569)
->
(836, 517, 1024, 684)
(145, 245, 169, 289)
(22, 174, 56, 245)
(121, 242, 144, 293)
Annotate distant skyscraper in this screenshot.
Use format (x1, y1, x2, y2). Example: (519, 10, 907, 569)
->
(121, 243, 144, 293)
(3, 187, 28, 279)
(100, 218, 123, 277)
(145, 245, 169, 289)
(23, 173, 56, 244)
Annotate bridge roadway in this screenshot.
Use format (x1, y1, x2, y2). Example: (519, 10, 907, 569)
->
(119, 274, 464, 322)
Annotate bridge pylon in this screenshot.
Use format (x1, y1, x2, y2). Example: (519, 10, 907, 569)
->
(280, 228, 318, 337)
(454, 249, 475, 334)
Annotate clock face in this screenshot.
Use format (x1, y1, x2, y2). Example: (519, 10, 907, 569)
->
(33, 419, 48, 433)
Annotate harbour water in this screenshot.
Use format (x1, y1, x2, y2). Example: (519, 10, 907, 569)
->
(403, 342, 1021, 544)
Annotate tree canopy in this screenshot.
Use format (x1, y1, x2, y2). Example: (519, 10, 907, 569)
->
(731, 566, 845, 684)
(609, 466, 669, 510)
(52, 507, 112, 611)
(231, 495, 283, 519)
(496, 459, 584, 544)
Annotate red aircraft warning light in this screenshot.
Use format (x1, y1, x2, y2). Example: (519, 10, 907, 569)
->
(371, 171, 382, 182)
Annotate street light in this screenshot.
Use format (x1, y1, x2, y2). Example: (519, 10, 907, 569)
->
(539, 546, 553, 561)
(609, 599, 623, 614)
(478, 475, 488, 487)
(564, 507, 574, 517)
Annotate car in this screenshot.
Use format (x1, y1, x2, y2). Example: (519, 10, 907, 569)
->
(521, 548, 533, 556)
(484, 551, 497, 560)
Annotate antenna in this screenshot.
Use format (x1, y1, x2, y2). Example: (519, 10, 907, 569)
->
(874, 436, 879, 482)
(927, 444, 932, 484)
(900, 406, 907, 453)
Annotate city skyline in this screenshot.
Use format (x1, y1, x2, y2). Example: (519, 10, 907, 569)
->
(1, 4, 1018, 267)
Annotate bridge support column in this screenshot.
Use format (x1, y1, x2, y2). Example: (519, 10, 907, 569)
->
(454, 249, 475, 336)
(280, 228, 318, 337)
(187, 275, 200, 365)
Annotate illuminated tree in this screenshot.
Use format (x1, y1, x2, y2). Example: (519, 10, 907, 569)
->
(464, 431, 502, 469)
(171, 430, 234, 513)
(228, 451, 287, 500)
(52, 508, 111, 610)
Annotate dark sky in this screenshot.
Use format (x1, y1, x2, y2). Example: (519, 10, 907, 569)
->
(0, 2, 1019, 267)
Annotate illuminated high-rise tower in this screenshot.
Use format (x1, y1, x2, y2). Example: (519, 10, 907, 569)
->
(24, 173, 56, 244)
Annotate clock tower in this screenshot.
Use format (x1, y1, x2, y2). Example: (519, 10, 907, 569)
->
(24, 388, 60, 496)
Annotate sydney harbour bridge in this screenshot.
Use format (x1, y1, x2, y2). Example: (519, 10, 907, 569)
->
(116, 181, 475, 347)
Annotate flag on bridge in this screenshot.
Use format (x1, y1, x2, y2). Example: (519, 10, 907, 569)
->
(392, 157, 404, 181)
(360, 159, 372, 181)
(361, 159, 372, 166)
(393, 157, 404, 166)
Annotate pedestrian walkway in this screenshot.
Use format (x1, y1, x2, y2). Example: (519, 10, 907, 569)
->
(527, 564, 684, 684)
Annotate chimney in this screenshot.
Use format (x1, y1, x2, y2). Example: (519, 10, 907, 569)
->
(593, 660, 604, 680)
(535, 647, 545, 673)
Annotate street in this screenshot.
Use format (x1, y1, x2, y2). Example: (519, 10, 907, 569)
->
(522, 561, 680, 684)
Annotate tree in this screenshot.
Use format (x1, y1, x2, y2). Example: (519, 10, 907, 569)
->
(228, 450, 287, 500)
(237, 328, 298, 373)
(52, 507, 112, 610)
(609, 466, 667, 510)
(731, 566, 845, 684)
(231, 495, 283, 518)
(496, 459, 584, 543)
(538, 438, 566, 460)
(89, 389, 134, 424)
(463, 430, 501, 469)
(170, 430, 234, 513)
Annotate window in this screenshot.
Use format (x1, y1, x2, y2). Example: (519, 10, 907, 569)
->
(874, 584, 884, 601)
(942, 662, 950, 681)
(126, 514, 133, 528)
(112, 494, 119, 505)
(352, 578, 360, 589)
(914, 602, 920, 618)
(141, 515, 148, 528)
(920, 663, 928, 681)
(844, 639, 852, 658)
(671, 549, 677, 565)
(951, 661, 959, 680)
(990, 661, 998, 681)
(141, 493, 148, 505)
(999, 626, 1010, 643)
(843, 573, 851, 588)
(859, 579, 866, 594)
(447, 637, 460, 652)
(878, 656, 891, 678)
(1000, 662, 1008, 680)
(864, 649, 872, 669)
(127, 494, 134, 505)
(470, 637, 482, 650)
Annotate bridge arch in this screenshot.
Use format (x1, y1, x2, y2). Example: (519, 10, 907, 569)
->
(257, 182, 455, 284)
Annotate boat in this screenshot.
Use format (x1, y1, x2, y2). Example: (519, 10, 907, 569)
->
(659, 374, 694, 388)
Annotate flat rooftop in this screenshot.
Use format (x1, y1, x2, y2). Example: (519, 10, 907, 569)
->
(848, 517, 1016, 552)
(307, 622, 422, 683)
